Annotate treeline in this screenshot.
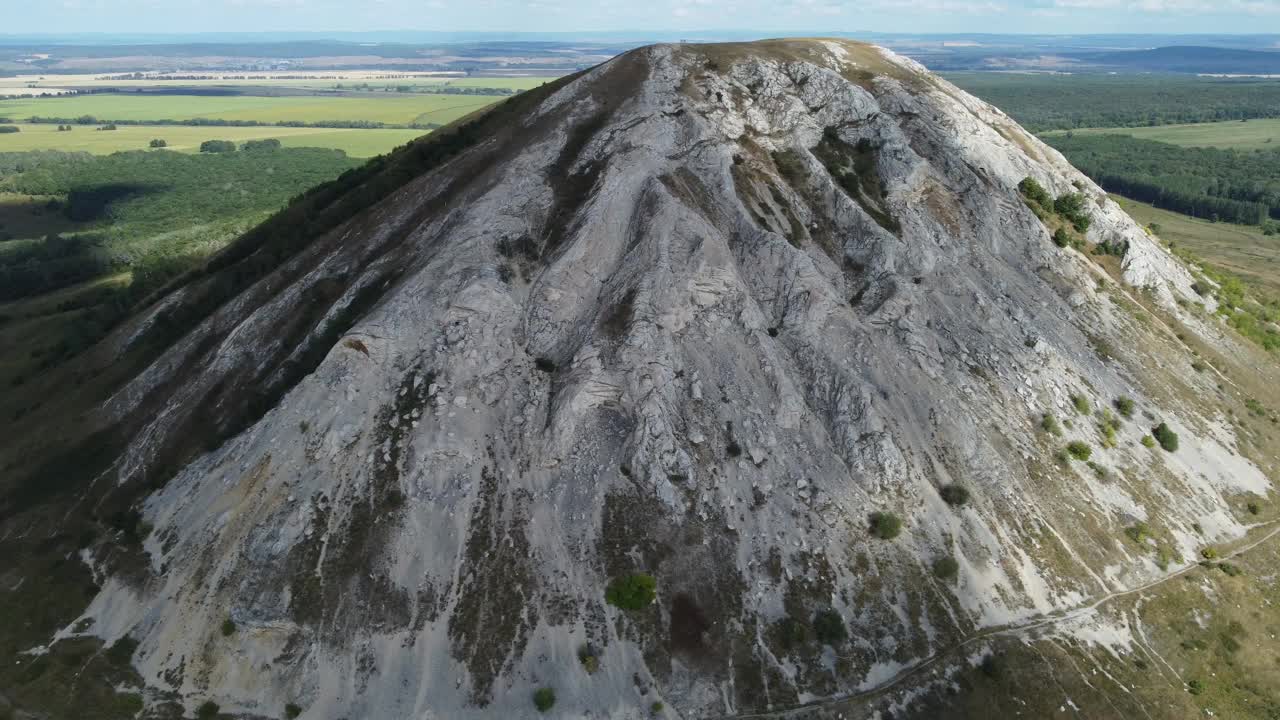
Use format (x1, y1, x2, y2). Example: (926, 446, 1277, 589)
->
(24, 115, 440, 130)
(1046, 134, 1280, 226)
(379, 85, 514, 96)
(947, 73, 1280, 133)
(0, 232, 113, 302)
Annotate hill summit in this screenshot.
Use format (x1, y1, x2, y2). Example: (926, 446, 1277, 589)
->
(3, 39, 1275, 719)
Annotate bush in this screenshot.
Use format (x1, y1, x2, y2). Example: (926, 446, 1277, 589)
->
(220, 617, 236, 636)
(1218, 562, 1243, 577)
(981, 653, 1005, 679)
(869, 512, 902, 540)
(932, 556, 960, 580)
(196, 701, 220, 719)
(1018, 177, 1052, 212)
(1041, 413, 1063, 436)
(578, 644, 599, 674)
(1065, 441, 1092, 461)
(533, 687, 556, 712)
(1054, 192, 1091, 232)
(812, 609, 847, 644)
(1152, 423, 1179, 452)
(285, 704, 302, 719)
(1114, 397, 1135, 418)
(1125, 522, 1151, 544)
(1247, 501, 1261, 515)
(149, 138, 167, 148)
(605, 573, 656, 610)
(939, 484, 970, 507)
(0, 125, 20, 134)
(651, 701, 665, 714)
(1098, 413, 1119, 449)
(199, 139, 237, 153)
(1201, 547, 1219, 560)
(1187, 679, 1206, 695)
(1140, 435, 1156, 449)
(243, 138, 283, 152)
(1052, 227, 1071, 248)
(1071, 394, 1091, 415)
(775, 616, 808, 650)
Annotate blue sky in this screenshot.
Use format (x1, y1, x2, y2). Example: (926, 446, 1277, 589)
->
(4, 0, 1278, 35)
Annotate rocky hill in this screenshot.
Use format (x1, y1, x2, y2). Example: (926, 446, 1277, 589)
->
(2, 39, 1278, 720)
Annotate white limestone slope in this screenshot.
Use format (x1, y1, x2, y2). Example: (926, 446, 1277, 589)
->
(69, 40, 1269, 718)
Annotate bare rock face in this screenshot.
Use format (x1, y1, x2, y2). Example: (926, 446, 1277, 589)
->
(50, 40, 1268, 717)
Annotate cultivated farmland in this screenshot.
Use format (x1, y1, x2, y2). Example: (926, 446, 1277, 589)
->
(1043, 118, 1280, 151)
(0, 122, 423, 157)
(0, 93, 502, 126)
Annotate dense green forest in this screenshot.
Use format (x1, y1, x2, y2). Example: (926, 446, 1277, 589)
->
(1045, 134, 1280, 226)
(1, 146, 359, 298)
(948, 74, 1280, 132)
(0, 146, 359, 374)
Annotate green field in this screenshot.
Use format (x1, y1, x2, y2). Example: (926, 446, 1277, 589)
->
(1114, 195, 1280, 295)
(0, 93, 501, 126)
(1045, 119, 1280, 151)
(1, 73, 560, 93)
(0, 122, 423, 157)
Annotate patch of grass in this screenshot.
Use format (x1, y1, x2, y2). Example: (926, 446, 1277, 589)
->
(1244, 397, 1268, 417)
(1065, 441, 1092, 461)
(868, 511, 903, 540)
(1218, 562, 1243, 577)
(533, 687, 556, 713)
(604, 573, 656, 611)
(1140, 435, 1157, 449)
(651, 701, 665, 714)
(578, 644, 599, 674)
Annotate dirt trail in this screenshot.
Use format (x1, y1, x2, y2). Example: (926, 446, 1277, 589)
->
(719, 521, 1280, 719)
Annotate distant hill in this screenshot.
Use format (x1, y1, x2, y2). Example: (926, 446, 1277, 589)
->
(1078, 46, 1280, 74)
